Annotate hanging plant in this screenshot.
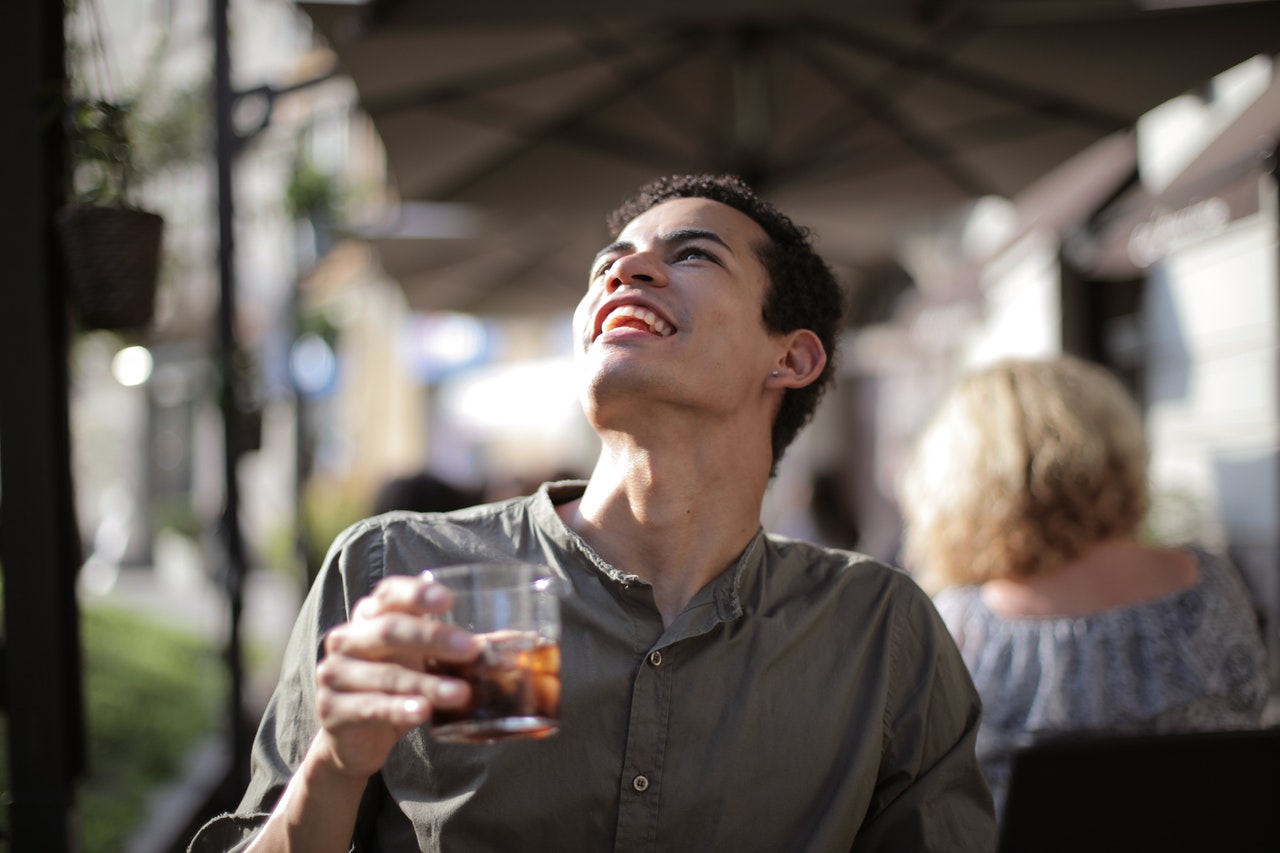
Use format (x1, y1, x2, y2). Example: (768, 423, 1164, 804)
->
(57, 2, 165, 333)
(58, 97, 165, 332)
(66, 96, 134, 205)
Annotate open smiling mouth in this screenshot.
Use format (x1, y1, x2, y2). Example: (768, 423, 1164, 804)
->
(599, 304, 675, 338)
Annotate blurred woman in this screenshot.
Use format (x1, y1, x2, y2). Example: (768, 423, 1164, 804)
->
(898, 355, 1269, 821)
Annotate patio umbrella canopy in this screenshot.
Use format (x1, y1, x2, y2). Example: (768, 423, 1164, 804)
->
(299, 0, 1280, 317)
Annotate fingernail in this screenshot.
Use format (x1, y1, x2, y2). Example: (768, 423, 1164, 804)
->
(435, 681, 465, 702)
(403, 698, 425, 717)
(421, 584, 449, 607)
(447, 630, 474, 653)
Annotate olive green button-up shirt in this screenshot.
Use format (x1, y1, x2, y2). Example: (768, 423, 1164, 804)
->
(190, 482, 994, 852)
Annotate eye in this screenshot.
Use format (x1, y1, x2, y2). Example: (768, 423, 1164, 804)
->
(593, 257, 616, 279)
(674, 245, 718, 264)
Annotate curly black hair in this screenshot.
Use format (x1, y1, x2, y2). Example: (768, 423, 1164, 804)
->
(607, 174, 845, 475)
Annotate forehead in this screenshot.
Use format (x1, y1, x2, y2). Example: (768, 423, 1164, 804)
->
(616, 197, 770, 249)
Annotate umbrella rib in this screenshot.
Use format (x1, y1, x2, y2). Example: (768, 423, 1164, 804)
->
(455, 229, 582, 315)
(361, 41, 624, 118)
(570, 23, 736, 163)
(792, 36, 995, 197)
(777, 16, 979, 160)
(359, 19, 711, 126)
(765, 109, 1093, 192)
(402, 22, 725, 172)
(723, 26, 779, 186)
(401, 25, 783, 179)
(406, 218, 584, 314)
(407, 34, 704, 201)
(407, 93, 706, 173)
(809, 18, 1130, 131)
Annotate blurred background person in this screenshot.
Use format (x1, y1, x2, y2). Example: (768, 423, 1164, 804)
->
(371, 469, 483, 516)
(897, 355, 1270, 823)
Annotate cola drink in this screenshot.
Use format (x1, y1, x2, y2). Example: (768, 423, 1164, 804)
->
(430, 632, 561, 743)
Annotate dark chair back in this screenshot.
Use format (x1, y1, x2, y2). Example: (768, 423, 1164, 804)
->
(997, 726, 1280, 853)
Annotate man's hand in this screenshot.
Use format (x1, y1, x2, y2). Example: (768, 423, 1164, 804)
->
(311, 571, 481, 779)
(246, 572, 483, 852)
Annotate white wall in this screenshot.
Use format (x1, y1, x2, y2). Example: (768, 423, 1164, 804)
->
(1143, 180, 1280, 684)
(964, 229, 1064, 368)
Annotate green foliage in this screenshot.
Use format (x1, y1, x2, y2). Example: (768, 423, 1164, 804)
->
(286, 159, 339, 223)
(0, 604, 220, 851)
(63, 0, 209, 208)
(66, 97, 137, 205)
(64, 83, 208, 209)
(152, 496, 204, 540)
(79, 605, 222, 851)
(131, 83, 210, 178)
(300, 476, 372, 580)
(298, 304, 341, 346)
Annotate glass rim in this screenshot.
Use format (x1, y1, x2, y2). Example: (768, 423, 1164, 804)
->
(425, 561, 565, 595)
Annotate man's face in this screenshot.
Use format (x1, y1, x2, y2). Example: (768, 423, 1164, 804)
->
(572, 197, 779, 425)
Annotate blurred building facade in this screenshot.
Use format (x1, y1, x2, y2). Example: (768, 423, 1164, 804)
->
(847, 55, 1280, 700)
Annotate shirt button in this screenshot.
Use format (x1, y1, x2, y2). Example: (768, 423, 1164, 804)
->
(648, 650, 663, 667)
(632, 775, 650, 792)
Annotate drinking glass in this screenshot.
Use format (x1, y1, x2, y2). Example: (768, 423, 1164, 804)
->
(426, 561, 564, 743)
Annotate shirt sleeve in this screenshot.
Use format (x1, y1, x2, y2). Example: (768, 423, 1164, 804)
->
(851, 573, 997, 852)
(187, 521, 382, 853)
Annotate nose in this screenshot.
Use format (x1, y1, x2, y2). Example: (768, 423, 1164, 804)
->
(607, 251, 667, 290)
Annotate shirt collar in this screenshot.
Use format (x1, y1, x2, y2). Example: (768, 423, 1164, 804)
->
(533, 480, 766, 627)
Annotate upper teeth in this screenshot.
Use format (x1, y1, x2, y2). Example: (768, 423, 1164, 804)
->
(606, 304, 672, 336)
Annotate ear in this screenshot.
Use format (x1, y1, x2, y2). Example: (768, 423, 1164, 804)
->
(768, 329, 827, 388)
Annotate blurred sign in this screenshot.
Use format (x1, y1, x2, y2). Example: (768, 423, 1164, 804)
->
(398, 311, 492, 383)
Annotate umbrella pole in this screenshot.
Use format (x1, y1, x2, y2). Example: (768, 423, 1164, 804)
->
(213, 0, 251, 792)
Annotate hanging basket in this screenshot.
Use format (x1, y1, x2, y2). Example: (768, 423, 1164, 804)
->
(56, 204, 164, 331)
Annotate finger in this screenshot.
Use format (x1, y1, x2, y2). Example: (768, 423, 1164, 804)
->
(325, 612, 479, 664)
(316, 656, 471, 709)
(316, 687, 436, 730)
(352, 573, 454, 621)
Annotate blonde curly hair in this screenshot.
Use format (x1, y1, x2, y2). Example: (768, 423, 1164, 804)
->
(899, 355, 1149, 594)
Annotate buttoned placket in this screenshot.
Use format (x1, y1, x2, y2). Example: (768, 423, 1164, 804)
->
(613, 629, 675, 852)
(611, 597, 748, 851)
(599, 532, 761, 852)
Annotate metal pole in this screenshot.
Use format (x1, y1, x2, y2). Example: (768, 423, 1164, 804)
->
(0, 0, 84, 848)
(213, 0, 250, 789)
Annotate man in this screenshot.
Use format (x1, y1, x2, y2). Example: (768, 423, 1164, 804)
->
(191, 174, 995, 852)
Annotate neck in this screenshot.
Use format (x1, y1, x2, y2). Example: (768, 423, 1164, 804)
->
(981, 537, 1199, 617)
(557, 429, 772, 626)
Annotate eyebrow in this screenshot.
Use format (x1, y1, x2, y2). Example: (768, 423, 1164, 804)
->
(591, 228, 734, 266)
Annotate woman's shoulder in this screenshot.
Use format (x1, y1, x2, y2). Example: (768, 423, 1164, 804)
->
(963, 546, 1269, 734)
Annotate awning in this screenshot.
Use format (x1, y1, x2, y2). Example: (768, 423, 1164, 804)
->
(1071, 68, 1280, 280)
(297, 0, 1280, 316)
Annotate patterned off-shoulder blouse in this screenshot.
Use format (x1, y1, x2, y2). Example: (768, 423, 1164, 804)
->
(933, 548, 1271, 822)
